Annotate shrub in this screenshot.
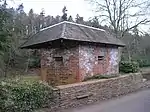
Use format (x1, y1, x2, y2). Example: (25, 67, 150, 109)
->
(121, 54, 150, 68)
(136, 59, 150, 67)
(129, 55, 150, 68)
(0, 80, 54, 112)
(119, 61, 139, 73)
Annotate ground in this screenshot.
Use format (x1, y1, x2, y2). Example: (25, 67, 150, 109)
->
(62, 89, 150, 112)
(141, 67, 150, 73)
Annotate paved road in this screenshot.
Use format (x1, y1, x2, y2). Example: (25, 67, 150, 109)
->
(62, 89, 150, 112)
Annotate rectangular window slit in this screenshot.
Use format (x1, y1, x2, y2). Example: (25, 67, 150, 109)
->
(98, 56, 104, 60)
(53, 56, 63, 61)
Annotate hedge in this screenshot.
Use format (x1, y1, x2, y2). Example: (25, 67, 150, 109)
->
(0, 79, 54, 112)
(119, 61, 139, 73)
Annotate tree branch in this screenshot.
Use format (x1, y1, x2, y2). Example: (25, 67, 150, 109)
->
(121, 19, 150, 37)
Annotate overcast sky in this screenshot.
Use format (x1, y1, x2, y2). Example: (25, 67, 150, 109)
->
(6, 0, 149, 32)
(8, 0, 94, 20)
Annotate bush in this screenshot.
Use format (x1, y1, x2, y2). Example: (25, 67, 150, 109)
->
(0, 80, 54, 112)
(121, 54, 150, 68)
(119, 61, 139, 73)
(136, 59, 150, 67)
(129, 55, 150, 68)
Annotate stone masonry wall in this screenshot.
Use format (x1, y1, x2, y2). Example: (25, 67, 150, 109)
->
(79, 44, 120, 80)
(54, 73, 143, 110)
(41, 46, 79, 85)
(40, 44, 120, 85)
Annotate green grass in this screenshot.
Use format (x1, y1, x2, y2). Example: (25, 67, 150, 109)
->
(20, 75, 40, 81)
(0, 75, 40, 84)
(19, 75, 40, 83)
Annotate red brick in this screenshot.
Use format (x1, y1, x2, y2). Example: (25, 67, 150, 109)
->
(40, 44, 120, 85)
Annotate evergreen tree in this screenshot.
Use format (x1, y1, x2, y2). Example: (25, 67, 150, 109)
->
(62, 6, 67, 21)
(68, 15, 73, 22)
(75, 14, 84, 24)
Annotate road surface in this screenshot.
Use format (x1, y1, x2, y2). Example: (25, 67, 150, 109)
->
(62, 89, 150, 112)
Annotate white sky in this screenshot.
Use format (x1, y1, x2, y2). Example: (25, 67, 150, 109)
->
(8, 0, 94, 20)
(6, 0, 149, 32)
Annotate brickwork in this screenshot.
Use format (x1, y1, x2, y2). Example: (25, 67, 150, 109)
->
(40, 44, 120, 85)
(41, 46, 79, 85)
(56, 73, 143, 109)
(42, 73, 144, 112)
(79, 44, 120, 80)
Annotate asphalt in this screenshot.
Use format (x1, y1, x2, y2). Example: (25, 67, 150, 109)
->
(62, 89, 150, 112)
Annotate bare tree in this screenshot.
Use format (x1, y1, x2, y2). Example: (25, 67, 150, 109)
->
(88, 0, 150, 38)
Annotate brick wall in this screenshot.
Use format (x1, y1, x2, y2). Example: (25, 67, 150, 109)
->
(41, 46, 79, 85)
(79, 44, 120, 80)
(40, 44, 120, 85)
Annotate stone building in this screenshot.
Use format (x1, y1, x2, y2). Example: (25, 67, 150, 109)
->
(21, 21, 125, 85)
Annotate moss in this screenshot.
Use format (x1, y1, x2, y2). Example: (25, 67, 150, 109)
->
(83, 74, 117, 81)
